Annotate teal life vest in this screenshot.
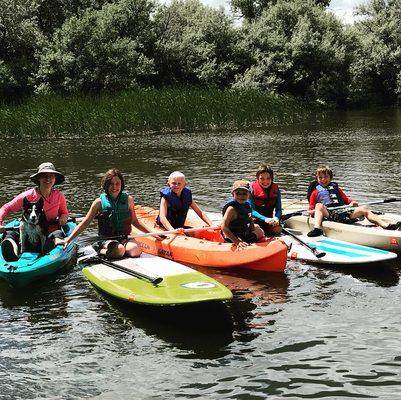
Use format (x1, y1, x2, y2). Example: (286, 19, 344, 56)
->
(98, 192, 131, 236)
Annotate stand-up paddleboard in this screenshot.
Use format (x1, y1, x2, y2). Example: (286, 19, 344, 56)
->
(283, 229, 398, 264)
(81, 253, 233, 306)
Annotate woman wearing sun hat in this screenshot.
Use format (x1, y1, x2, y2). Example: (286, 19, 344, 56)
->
(0, 162, 69, 261)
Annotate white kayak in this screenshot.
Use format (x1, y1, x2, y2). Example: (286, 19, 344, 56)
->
(282, 229, 398, 264)
(282, 199, 401, 252)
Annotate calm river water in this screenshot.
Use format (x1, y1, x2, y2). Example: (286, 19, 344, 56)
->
(1, 108, 401, 399)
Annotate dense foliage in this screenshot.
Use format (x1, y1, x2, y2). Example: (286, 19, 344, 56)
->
(348, 0, 401, 105)
(153, 0, 239, 87)
(233, 0, 353, 105)
(0, 0, 400, 106)
(0, 0, 42, 99)
(35, 0, 156, 93)
(0, 89, 311, 137)
(230, 0, 330, 22)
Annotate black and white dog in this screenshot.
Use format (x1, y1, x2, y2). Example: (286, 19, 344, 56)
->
(20, 197, 48, 253)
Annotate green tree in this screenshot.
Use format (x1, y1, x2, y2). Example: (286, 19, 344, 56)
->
(0, 0, 42, 101)
(153, 0, 239, 87)
(348, 0, 401, 105)
(233, 0, 353, 105)
(230, 0, 330, 22)
(32, 0, 111, 36)
(34, 0, 156, 93)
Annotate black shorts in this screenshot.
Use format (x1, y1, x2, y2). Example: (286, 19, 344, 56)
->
(223, 231, 257, 244)
(327, 208, 358, 224)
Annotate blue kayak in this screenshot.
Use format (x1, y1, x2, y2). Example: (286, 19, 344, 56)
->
(0, 220, 77, 288)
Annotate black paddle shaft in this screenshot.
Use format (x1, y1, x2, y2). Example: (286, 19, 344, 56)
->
(281, 227, 326, 259)
(91, 256, 163, 285)
(78, 234, 127, 247)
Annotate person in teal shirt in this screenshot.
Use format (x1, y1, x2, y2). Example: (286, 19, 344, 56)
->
(62, 168, 155, 258)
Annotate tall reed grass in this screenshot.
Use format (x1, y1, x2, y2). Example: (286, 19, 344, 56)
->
(0, 88, 313, 137)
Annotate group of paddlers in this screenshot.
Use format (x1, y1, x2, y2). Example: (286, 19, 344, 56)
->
(1, 162, 400, 262)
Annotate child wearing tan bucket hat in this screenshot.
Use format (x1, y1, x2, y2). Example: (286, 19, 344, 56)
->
(221, 179, 265, 248)
(231, 180, 251, 193)
(0, 162, 69, 261)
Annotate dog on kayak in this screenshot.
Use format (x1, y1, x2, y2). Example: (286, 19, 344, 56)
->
(20, 197, 48, 253)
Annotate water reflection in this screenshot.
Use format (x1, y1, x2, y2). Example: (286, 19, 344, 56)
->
(325, 261, 401, 288)
(80, 288, 235, 358)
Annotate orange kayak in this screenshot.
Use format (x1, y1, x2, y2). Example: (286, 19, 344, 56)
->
(133, 205, 288, 272)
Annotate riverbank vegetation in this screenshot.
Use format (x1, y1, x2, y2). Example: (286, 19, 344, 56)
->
(0, 89, 311, 137)
(1, 0, 400, 134)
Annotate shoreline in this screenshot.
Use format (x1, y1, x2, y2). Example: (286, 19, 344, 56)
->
(0, 88, 316, 137)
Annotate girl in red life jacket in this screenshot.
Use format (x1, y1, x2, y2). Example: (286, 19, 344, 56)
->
(249, 164, 283, 235)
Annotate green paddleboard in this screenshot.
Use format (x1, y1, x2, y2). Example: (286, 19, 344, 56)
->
(82, 253, 232, 306)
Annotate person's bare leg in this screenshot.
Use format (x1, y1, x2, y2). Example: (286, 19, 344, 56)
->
(125, 241, 142, 257)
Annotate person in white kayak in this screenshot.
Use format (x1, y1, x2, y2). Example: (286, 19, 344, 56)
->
(307, 165, 401, 237)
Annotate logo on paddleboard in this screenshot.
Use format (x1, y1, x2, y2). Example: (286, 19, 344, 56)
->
(181, 282, 217, 289)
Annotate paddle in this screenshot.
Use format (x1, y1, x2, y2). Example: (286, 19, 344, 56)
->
(0, 226, 19, 234)
(281, 226, 326, 259)
(77, 247, 163, 285)
(68, 215, 85, 223)
(281, 197, 401, 220)
(77, 225, 221, 247)
(327, 197, 401, 211)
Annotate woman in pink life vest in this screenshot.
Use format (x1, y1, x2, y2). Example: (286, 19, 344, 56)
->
(0, 162, 68, 261)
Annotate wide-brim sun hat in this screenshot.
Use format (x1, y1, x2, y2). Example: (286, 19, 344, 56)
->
(30, 162, 65, 185)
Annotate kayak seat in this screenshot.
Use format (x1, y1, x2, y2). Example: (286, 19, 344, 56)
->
(196, 228, 224, 243)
